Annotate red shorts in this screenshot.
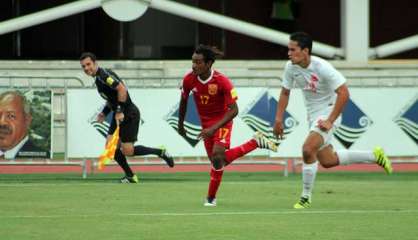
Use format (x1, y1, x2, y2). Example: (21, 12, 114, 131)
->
(203, 121, 232, 158)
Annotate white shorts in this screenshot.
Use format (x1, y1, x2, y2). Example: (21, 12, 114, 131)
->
(308, 114, 341, 150)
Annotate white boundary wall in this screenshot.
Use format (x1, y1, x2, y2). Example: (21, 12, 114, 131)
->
(67, 87, 418, 159)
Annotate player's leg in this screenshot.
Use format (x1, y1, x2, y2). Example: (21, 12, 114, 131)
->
(316, 144, 339, 168)
(295, 114, 339, 209)
(215, 124, 248, 166)
(317, 145, 389, 170)
(294, 131, 323, 209)
(334, 148, 392, 174)
(123, 106, 174, 167)
(205, 143, 226, 207)
(117, 142, 138, 183)
(120, 142, 134, 156)
(313, 111, 392, 174)
(224, 139, 257, 165)
(217, 122, 276, 166)
(131, 145, 174, 168)
(107, 117, 137, 182)
(224, 132, 277, 166)
(202, 136, 223, 207)
(117, 108, 140, 183)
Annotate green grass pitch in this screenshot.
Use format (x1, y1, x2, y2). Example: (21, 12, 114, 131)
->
(1, 172, 417, 240)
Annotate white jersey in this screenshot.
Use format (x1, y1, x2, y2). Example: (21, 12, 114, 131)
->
(282, 56, 346, 121)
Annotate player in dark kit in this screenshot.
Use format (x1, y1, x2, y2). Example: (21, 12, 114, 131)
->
(80, 52, 174, 183)
(178, 45, 278, 206)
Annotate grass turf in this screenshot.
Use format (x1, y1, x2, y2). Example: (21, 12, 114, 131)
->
(0, 172, 417, 240)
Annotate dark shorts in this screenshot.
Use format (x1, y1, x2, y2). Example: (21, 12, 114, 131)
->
(108, 104, 140, 143)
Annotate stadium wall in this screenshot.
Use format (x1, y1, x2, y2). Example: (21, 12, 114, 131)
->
(0, 60, 417, 158)
(67, 87, 417, 158)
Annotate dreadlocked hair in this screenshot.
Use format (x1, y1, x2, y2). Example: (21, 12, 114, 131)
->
(194, 44, 224, 63)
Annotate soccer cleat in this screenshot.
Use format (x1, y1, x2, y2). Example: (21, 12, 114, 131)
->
(204, 197, 217, 207)
(293, 196, 311, 209)
(374, 147, 393, 174)
(253, 131, 278, 152)
(120, 175, 139, 183)
(159, 147, 175, 168)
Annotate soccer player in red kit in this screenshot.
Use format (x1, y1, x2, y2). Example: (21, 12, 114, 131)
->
(178, 45, 278, 206)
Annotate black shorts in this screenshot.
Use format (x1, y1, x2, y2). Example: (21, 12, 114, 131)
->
(108, 104, 140, 143)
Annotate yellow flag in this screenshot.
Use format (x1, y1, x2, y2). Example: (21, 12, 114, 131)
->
(98, 126, 120, 170)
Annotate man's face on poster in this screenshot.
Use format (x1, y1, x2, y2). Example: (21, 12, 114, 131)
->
(0, 94, 32, 151)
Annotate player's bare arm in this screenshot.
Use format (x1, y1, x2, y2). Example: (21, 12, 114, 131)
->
(97, 112, 106, 123)
(318, 84, 350, 131)
(199, 102, 238, 140)
(115, 83, 128, 124)
(177, 95, 188, 136)
(274, 87, 291, 139)
(97, 101, 112, 123)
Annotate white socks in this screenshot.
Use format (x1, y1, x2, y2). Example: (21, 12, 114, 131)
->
(336, 150, 375, 166)
(302, 161, 318, 199)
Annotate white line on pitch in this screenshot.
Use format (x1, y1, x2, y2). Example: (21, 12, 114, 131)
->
(1, 209, 418, 219)
(0, 181, 281, 187)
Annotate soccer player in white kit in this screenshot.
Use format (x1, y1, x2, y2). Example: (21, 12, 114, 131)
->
(273, 32, 393, 209)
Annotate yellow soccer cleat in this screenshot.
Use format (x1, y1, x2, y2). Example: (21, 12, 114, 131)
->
(293, 196, 311, 209)
(254, 131, 278, 152)
(374, 147, 393, 174)
(120, 174, 139, 183)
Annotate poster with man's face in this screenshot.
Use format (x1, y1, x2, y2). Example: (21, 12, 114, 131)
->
(0, 90, 52, 159)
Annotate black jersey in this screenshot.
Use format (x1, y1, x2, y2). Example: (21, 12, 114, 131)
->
(94, 67, 133, 111)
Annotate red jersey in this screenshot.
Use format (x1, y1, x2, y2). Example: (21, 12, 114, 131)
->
(181, 70, 238, 128)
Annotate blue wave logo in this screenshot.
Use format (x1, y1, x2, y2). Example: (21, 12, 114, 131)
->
(394, 96, 418, 145)
(241, 90, 298, 145)
(90, 111, 144, 138)
(165, 95, 202, 147)
(334, 99, 373, 148)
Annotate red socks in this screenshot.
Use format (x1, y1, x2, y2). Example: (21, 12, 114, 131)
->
(225, 139, 258, 164)
(207, 168, 224, 199)
(207, 139, 258, 199)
